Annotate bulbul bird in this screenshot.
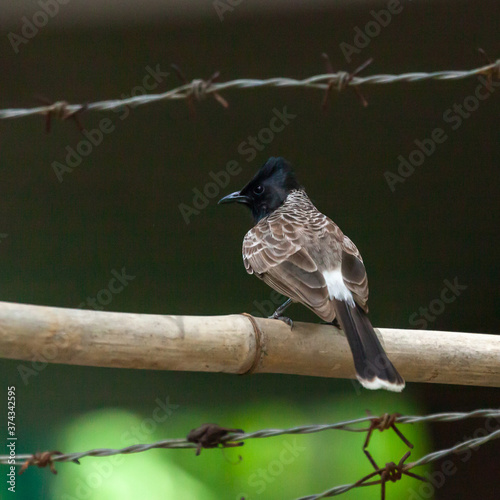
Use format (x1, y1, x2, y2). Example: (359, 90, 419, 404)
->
(219, 157, 404, 392)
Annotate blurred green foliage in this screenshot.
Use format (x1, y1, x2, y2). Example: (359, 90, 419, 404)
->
(51, 394, 430, 499)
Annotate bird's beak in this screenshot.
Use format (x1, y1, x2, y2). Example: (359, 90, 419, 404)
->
(218, 191, 250, 205)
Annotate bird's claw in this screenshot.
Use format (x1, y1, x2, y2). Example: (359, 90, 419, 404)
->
(269, 314, 294, 329)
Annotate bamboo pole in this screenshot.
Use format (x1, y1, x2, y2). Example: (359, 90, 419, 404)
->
(0, 301, 498, 387)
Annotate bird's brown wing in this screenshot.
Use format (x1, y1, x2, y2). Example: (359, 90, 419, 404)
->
(341, 236, 369, 312)
(243, 213, 335, 321)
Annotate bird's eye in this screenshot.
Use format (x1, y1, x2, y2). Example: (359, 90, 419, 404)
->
(254, 185, 264, 195)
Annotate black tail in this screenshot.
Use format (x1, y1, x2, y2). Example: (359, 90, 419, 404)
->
(333, 299, 405, 392)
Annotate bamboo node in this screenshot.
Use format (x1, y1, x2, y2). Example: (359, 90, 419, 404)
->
(240, 313, 264, 375)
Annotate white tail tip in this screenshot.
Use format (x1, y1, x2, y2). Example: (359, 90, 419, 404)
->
(358, 376, 405, 392)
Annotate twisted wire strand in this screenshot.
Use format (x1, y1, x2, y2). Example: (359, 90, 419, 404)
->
(410, 428, 500, 468)
(1, 409, 498, 466)
(0, 62, 496, 121)
(298, 427, 500, 500)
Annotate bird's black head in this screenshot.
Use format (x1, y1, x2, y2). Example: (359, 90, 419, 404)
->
(218, 157, 302, 222)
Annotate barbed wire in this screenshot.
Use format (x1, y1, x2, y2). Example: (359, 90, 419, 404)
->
(0, 59, 497, 123)
(2, 409, 498, 466)
(2, 409, 499, 465)
(1, 408, 499, 499)
(298, 428, 500, 499)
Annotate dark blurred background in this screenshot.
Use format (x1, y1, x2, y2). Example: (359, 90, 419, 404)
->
(0, 1, 499, 499)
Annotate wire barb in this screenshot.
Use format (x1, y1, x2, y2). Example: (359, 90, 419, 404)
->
(364, 412, 413, 449)
(36, 97, 87, 133)
(171, 64, 228, 118)
(477, 48, 500, 90)
(187, 423, 244, 456)
(321, 53, 372, 109)
(18, 451, 79, 475)
(356, 451, 427, 500)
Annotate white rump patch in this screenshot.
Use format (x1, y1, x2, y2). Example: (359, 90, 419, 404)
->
(322, 269, 355, 307)
(358, 376, 405, 393)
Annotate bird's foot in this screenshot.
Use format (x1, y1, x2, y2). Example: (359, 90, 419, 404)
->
(269, 314, 293, 329)
(319, 319, 341, 328)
